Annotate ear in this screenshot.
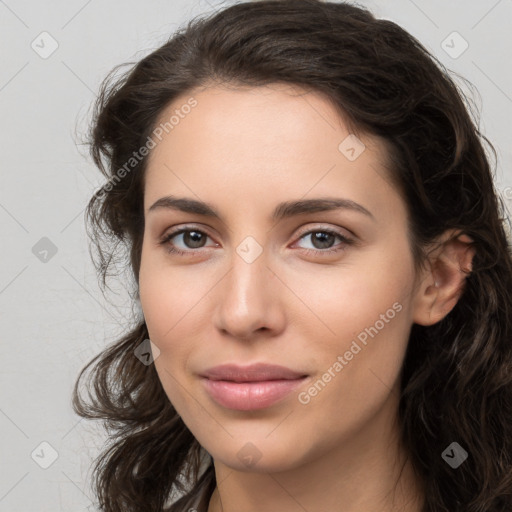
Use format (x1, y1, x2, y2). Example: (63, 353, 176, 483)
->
(412, 230, 475, 326)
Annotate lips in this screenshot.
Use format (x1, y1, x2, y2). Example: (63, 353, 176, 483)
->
(200, 363, 309, 410)
(200, 362, 308, 382)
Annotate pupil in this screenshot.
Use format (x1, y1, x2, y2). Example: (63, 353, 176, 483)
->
(313, 232, 333, 249)
(185, 231, 205, 248)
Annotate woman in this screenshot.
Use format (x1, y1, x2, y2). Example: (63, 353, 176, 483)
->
(73, 1, 512, 511)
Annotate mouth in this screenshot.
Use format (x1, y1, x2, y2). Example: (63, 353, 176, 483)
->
(200, 362, 308, 382)
(199, 363, 309, 410)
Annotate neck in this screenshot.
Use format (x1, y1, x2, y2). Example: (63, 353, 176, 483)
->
(206, 390, 424, 512)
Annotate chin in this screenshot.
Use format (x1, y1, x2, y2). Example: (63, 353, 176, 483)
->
(203, 434, 312, 473)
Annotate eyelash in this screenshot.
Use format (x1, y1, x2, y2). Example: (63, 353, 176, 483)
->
(158, 225, 354, 258)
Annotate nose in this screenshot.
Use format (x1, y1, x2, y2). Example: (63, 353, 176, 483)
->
(212, 246, 286, 341)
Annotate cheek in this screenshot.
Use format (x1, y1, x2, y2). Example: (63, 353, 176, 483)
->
(290, 246, 413, 345)
(293, 244, 415, 418)
(139, 243, 199, 339)
(290, 241, 414, 370)
(138, 252, 206, 414)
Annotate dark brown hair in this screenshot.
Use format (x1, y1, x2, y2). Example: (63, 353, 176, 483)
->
(73, 1, 512, 510)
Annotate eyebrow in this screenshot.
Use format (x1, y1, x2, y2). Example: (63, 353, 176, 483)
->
(148, 195, 375, 222)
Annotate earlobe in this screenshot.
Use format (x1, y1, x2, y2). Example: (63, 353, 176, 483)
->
(412, 231, 475, 326)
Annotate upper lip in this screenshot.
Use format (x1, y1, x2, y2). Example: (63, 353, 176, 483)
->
(200, 363, 308, 382)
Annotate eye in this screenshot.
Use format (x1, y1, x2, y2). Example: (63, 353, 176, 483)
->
(159, 225, 355, 258)
(293, 227, 354, 257)
(159, 227, 217, 256)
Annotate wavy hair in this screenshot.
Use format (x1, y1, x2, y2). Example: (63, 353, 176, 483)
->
(72, 1, 512, 510)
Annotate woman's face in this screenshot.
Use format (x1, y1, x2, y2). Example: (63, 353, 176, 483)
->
(139, 83, 423, 472)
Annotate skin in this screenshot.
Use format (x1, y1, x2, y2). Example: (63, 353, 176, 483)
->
(138, 82, 475, 512)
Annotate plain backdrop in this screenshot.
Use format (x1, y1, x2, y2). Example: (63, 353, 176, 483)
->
(1, 0, 511, 510)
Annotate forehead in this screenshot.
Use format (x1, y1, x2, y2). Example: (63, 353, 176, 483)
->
(149, 82, 362, 156)
(143, 83, 400, 220)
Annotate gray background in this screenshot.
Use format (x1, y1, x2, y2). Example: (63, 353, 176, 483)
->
(1, 0, 511, 510)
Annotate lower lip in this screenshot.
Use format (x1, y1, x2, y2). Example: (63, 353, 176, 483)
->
(202, 377, 307, 410)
